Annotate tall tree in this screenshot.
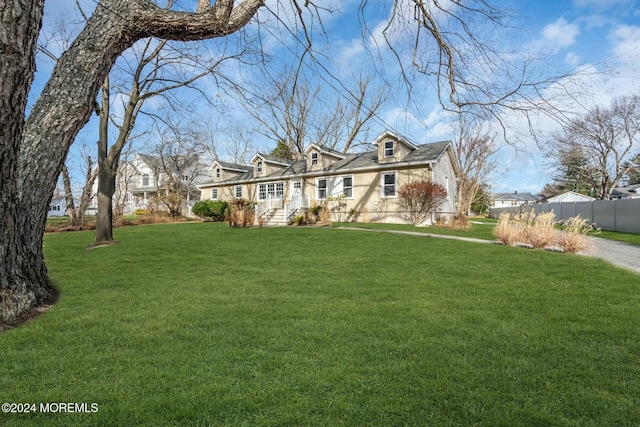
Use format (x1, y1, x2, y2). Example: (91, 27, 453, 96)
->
(93, 36, 246, 245)
(245, 68, 386, 158)
(451, 116, 500, 219)
(544, 95, 640, 199)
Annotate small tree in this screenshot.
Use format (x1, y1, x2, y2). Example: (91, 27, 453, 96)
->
(397, 181, 448, 225)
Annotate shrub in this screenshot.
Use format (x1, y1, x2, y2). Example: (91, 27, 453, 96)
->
(397, 180, 448, 225)
(309, 204, 323, 220)
(495, 212, 520, 246)
(557, 215, 598, 253)
(226, 199, 255, 227)
(191, 200, 229, 221)
(495, 211, 598, 253)
(346, 208, 360, 222)
(293, 215, 305, 226)
(522, 211, 557, 249)
(133, 209, 148, 216)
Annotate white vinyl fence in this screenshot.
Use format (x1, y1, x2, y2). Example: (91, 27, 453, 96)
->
(489, 198, 640, 234)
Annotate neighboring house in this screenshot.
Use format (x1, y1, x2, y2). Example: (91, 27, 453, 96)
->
(198, 130, 458, 225)
(88, 153, 210, 216)
(610, 184, 640, 199)
(491, 191, 538, 208)
(48, 194, 82, 217)
(48, 196, 69, 217)
(547, 191, 595, 203)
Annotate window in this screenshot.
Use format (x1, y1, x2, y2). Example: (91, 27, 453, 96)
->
(142, 174, 149, 186)
(317, 178, 327, 199)
(211, 188, 218, 199)
(342, 176, 353, 198)
(215, 168, 220, 178)
(258, 182, 284, 200)
(382, 172, 396, 197)
(257, 161, 263, 173)
(384, 141, 394, 157)
(234, 185, 243, 198)
(293, 181, 302, 191)
(311, 153, 318, 166)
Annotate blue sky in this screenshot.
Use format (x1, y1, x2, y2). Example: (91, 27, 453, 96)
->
(36, 0, 640, 194)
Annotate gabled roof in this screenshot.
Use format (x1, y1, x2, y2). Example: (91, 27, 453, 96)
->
(371, 130, 418, 150)
(250, 153, 294, 166)
(210, 160, 252, 173)
(198, 134, 453, 188)
(305, 143, 346, 159)
(547, 191, 595, 203)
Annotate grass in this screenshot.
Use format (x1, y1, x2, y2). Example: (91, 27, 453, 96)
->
(333, 218, 498, 241)
(596, 230, 640, 246)
(2, 222, 640, 425)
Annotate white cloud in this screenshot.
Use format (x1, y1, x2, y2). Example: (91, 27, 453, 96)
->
(543, 18, 581, 50)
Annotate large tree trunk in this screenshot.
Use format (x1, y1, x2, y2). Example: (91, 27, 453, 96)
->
(0, 0, 52, 329)
(1, 0, 263, 328)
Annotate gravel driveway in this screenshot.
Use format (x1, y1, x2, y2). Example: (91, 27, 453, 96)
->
(581, 237, 640, 274)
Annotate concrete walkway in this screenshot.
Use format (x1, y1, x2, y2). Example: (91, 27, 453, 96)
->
(336, 227, 640, 275)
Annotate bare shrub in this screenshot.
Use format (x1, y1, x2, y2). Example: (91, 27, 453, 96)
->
(522, 211, 557, 249)
(556, 215, 598, 253)
(495, 212, 520, 245)
(397, 180, 448, 225)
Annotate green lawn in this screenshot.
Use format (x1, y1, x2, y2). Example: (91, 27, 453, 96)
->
(2, 223, 640, 426)
(333, 218, 498, 241)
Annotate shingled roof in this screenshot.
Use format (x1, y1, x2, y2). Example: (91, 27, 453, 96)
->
(198, 139, 452, 188)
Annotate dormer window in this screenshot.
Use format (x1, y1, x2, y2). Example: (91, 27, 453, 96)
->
(257, 161, 263, 173)
(216, 168, 220, 178)
(384, 141, 394, 157)
(311, 153, 318, 166)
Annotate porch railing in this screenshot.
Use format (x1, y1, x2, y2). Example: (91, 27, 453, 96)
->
(256, 194, 283, 218)
(285, 194, 310, 220)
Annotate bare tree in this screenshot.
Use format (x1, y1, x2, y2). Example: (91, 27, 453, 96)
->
(451, 116, 500, 219)
(245, 68, 387, 157)
(201, 119, 254, 164)
(61, 157, 98, 228)
(145, 118, 210, 218)
(93, 35, 249, 246)
(544, 95, 640, 199)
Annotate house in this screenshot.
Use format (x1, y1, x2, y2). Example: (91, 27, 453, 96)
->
(610, 184, 640, 199)
(546, 191, 595, 203)
(197, 130, 458, 225)
(491, 191, 538, 208)
(48, 196, 69, 217)
(88, 153, 210, 216)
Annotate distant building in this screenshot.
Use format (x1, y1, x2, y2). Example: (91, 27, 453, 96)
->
(491, 191, 538, 208)
(547, 191, 595, 203)
(610, 184, 640, 199)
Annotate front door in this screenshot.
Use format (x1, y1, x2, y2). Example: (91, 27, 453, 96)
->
(291, 180, 302, 198)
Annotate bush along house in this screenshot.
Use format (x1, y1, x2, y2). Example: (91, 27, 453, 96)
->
(197, 131, 458, 225)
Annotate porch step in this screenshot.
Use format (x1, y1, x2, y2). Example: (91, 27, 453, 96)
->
(258, 208, 288, 226)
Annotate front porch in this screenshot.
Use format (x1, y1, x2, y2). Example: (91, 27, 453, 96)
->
(255, 193, 310, 226)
